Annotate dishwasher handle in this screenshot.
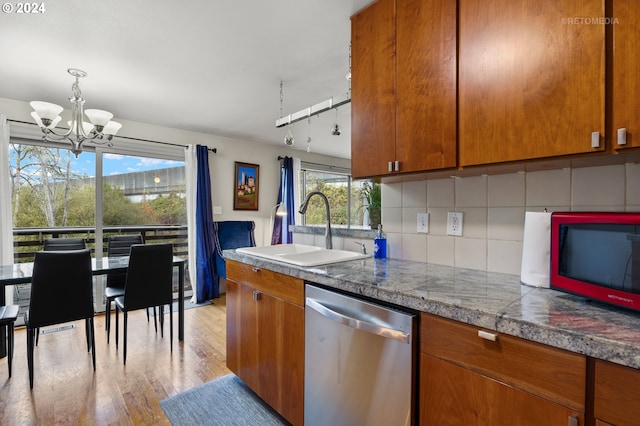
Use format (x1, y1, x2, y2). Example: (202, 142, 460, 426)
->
(306, 297, 411, 344)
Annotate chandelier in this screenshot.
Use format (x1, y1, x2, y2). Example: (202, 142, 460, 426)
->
(30, 68, 122, 157)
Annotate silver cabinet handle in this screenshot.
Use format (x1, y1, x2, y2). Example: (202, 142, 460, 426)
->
(306, 297, 410, 344)
(591, 131, 600, 148)
(478, 330, 498, 342)
(388, 161, 393, 172)
(253, 290, 260, 301)
(394, 160, 400, 171)
(618, 127, 627, 145)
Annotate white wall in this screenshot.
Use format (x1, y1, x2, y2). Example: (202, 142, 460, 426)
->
(382, 164, 640, 275)
(0, 97, 350, 246)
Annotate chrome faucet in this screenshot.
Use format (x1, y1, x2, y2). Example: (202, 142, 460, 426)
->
(298, 190, 332, 249)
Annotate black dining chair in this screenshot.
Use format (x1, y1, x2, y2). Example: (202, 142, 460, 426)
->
(0, 304, 19, 378)
(25, 249, 96, 388)
(37, 237, 88, 345)
(43, 237, 86, 251)
(105, 234, 144, 343)
(114, 243, 173, 365)
(213, 221, 256, 290)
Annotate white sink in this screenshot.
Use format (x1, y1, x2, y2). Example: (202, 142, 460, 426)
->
(235, 244, 370, 267)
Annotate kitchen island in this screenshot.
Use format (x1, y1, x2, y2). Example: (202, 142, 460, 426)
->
(225, 249, 640, 368)
(224, 249, 640, 425)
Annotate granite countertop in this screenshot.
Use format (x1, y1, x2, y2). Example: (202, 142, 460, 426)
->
(224, 250, 640, 370)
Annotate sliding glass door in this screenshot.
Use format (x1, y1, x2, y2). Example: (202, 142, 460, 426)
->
(100, 152, 188, 301)
(9, 136, 189, 316)
(10, 143, 97, 318)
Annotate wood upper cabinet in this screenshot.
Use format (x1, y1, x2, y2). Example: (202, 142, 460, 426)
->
(458, 0, 606, 167)
(396, 0, 457, 173)
(420, 313, 586, 425)
(611, 0, 640, 150)
(351, 0, 396, 178)
(351, 0, 457, 179)
(593, 359, 640, 426)
(225, 260, 305, 426)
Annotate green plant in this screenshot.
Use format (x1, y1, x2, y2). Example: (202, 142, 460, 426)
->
(360, 182, 381, 229)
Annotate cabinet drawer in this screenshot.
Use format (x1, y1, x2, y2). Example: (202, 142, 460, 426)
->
(226, 260, 304, 307)
(594, 359, 640, 426)
(421, 313, 586, 411)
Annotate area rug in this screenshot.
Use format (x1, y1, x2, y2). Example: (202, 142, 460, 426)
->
(160, 374, 290, 426)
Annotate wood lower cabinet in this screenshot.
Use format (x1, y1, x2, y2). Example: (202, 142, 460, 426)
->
(420, 313, 586, 425)
(226, 260, 304, 426)
(593, 359, 640, 426)
(458, 0, 605, 166)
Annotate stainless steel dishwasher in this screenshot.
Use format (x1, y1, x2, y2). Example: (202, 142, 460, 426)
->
(304, 284, 416, 426)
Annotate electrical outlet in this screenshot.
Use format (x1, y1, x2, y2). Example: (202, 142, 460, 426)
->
(213, 206, 222, 215)
(447, 212, 463, 236)
(417, 213, 429, 233)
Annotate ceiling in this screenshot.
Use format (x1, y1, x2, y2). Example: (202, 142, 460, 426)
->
(0, 0, 374, 159)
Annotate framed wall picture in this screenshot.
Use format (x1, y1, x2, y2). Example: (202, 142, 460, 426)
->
(234, 162, 260, 211)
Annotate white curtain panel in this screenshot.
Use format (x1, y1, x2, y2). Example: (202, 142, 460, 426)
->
(293, 157, 301, 226)
(0, 115, 14, 303)
(184, 144, 198, 303)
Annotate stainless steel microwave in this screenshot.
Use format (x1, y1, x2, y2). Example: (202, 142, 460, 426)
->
(550, 212, 640, 311)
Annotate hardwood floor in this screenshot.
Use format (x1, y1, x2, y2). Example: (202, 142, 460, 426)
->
(0, 295, 231, 425)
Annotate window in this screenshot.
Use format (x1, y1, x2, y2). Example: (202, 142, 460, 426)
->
(10, 143, 96, 246)
(298, 163, 374, 229)
(102, 153, 187, 227)
(8, 134, 189, 316)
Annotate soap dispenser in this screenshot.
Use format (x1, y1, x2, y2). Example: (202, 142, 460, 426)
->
(374, 224, 386, 259)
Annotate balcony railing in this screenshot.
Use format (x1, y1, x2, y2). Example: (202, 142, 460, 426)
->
(13, 225, 188, 262)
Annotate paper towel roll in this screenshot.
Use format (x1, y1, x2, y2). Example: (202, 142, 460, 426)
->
(520, 211, 552, 288)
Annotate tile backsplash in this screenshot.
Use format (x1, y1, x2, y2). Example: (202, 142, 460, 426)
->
(382, 163, 640, 275)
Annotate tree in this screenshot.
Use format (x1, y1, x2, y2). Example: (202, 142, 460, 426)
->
(303, 178, 349, 225)
(10, 144, 78, 227)
(101, 184, 147, 226)
(143, 192, 187, 225)
(10, 143, 186, 229)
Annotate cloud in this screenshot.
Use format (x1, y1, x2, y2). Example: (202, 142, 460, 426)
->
(137, 157, 164, 167)
(135, 157, 179, 167)
(104, 153, 124, 160)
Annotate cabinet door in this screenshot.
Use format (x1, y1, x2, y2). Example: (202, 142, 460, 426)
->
(612, 0, 640, 149)
(351, 0, 396, 179)
(254, 290, 305, 426)
(226, 279, 260, 391)
(459, 0, 605, 166)
(421, 313, 586, 411)
(396, 0, 457, 172)
(226, 271, 305, 426)
(594, 359, 640, 426)
(420, 354, 584, 426)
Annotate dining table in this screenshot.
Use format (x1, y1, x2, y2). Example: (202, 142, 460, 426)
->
(0, 255, 187, 357)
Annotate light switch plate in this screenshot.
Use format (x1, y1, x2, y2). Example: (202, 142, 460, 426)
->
(447, 212, 463, 236)
(417, 213, 429, 233)
(213, 206, 222, 215)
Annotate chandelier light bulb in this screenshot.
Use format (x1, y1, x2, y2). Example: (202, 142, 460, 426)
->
(84, 109, 114, 129)
(102, 121, 122, 136)
(67, 120, 95, 135)
(30, 101, 64, 121)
